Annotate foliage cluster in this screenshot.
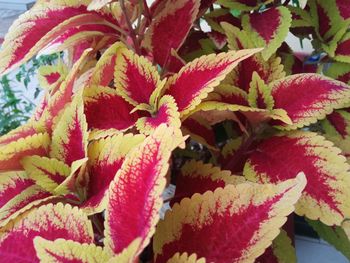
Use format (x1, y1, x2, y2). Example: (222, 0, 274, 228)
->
(0, 0, 350, 262)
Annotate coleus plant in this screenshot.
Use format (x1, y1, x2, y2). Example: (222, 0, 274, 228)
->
(1, 0, 350, 262)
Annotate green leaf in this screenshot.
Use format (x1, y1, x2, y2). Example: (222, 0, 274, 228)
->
(306, 218, 350, 261)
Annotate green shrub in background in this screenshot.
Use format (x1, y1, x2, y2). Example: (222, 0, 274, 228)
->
(0, 53, 60, 135)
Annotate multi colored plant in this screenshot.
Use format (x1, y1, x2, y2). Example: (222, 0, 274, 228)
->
(0, 0, 350, 262)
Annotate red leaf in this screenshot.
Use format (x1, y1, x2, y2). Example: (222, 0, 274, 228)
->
(322, 110, 350, 161)
(222, 54, 285, 93)
(244, 131, 350, 225)
(0, 123, 37, 145)
(0, 203, 93, 262)
(90, 42, 125, 86)
(115, 47, 162, 105)
(172, 160, 244, 204)
(335, 0, 350, 20)
(154, 175, 306, 262)
(0, 1, 118, 74)
(250, 9, 280, 43)
(271, 74, 350, 129)
(38, 62, 68, 91)
(84, 86, 139, 131)
(50, 93, 88, 166)
(82, 133, 144, 214)
(242, 6, 291, 60)
(165, 49, 260, 116)
(334, 32, 350, 63)
(182, 116, 217, 149)
(143, 0, 200, 68)
(136, 95, 181, 135)
(310, 1, 332, 38)
(0, 133, 50, 172)
(104, 125, 185, 256)
(0, 171, 53, 227)
(41, 50, 91, 134)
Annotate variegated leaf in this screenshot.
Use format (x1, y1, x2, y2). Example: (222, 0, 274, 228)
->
(289, 5, 312, 29)
(84, 86, 138, 132)
(154, 175, 306, 262)
(323, 62, 350, 84)
(244, 131, 350, 225)
(172, 160, 245, 204)
(31, 93, 49, 122)
(212, 84, 249, 106)
(204, 8, 241, 35)
(38, 61, 68, 92)
(0, 122, 38, 145)
(53, 157, 89, 196)
(34, 237, 111, 263)
(248, 71, 274, 110)
(334, 31, 350, 63)
(0, 0, 118, 75)
(50, 92, 88, 166)
(220, 137, 244, 167)
(333, 0, 350, 20)
(22, 156, 70, 194)
(242, 6, 292, 60)
(114, 47, 162, 106)
(107, 238, 142, 263)
(308, 0, 350, 43)
(322, 110, 350, 161)
(167, 252, 206, 263)
(221, 52, 285, 93)
(44, 25, 117, 57)
(0, 171, 53, 227)
(0, 203, 94, 262)
(187, 104, 243, 126)
(278, 44, 317, 75)
(136, 95, 181, 135)
(220, 23, 285, 90)
(191, 101, 292, 126)
(143, 0, 200, 68)
(181, 116, 217, 150)
(90, 42, 126, 86)
(104, 125, 185, 256)
(221, 22, 252, 51)
(66, 35, 114, 65)
(82, 133, 145, 215)
(164, 49, 261, 117)
(270, 74, 350, 130)
(40, 49, 91, 134)
(88, 128, 120, 141)
(0, 133, 50, 171)
(309, 0, 334, 42)
(208, 31, 227, 50)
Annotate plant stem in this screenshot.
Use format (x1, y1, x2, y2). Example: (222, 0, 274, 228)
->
(283, 0, 291, 6)
(120, 0, 141, 54)
(142, 0, 152, 23)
